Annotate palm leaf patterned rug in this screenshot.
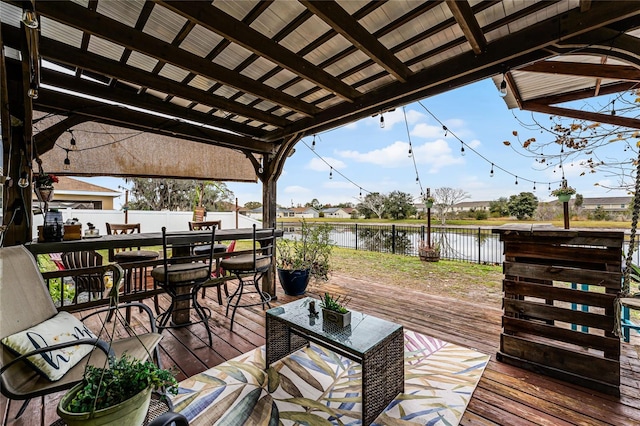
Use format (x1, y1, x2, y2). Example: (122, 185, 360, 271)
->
(171, 330, 490, 425)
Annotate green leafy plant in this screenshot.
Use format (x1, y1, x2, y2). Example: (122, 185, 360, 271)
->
(65, 354, 178, 413)
(276, 220, 334, 281)
(551, 186, 576, 197)
(320, 292, 350, 314)
(34, 173, 58, 188)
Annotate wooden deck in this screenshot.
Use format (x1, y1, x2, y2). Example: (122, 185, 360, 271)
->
(2, 273, 639, 425)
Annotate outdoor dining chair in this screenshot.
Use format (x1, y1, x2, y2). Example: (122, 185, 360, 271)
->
(0, 245, 162, 420)
(220, 225, 276, 331)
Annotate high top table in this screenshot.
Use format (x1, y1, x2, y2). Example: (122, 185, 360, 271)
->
(265, 297, 404, 425)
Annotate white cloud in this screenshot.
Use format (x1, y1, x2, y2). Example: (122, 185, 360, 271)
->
(336, 139, 464, 172)
(307, 157, 346, 171)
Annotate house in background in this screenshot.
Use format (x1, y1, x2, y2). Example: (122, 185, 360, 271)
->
(451, 201, 491, 213)
(290, 207, 319, 218)
(579, 196, 632, 219)
(321, 207, 350, 219)
(35, 176, 121, 210)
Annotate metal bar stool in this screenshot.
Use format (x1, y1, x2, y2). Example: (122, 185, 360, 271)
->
(189, 221, 229, 304)
(220, 225, 275, 331)
(106, 223, 160, 321)
(151, 226, 216, 347)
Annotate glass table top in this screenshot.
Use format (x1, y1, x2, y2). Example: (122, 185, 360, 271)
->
(266, 297, 402, 355)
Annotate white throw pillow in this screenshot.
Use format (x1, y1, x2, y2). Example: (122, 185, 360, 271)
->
(1, 311, 98, 381)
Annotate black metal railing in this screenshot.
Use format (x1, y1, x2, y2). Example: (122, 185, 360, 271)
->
(279, 222, 504, 264)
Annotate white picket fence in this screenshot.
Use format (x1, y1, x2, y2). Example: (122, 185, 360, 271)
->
(32, 209, 261, 239)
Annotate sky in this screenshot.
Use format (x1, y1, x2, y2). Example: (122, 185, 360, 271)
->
(78, 78, 634, 210)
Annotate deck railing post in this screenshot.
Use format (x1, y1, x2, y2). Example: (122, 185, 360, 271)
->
(355, 224, 358, 250)
(392, 224, 396, 254)
(478, 227, 481, 264)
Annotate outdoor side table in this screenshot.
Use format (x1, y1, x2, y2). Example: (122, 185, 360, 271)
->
(265, 297, 404, 425)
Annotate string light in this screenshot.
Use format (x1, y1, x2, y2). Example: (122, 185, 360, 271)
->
(63, 150, 70, 170)
(408, 146, 413, 157)
(611, 99, 616, 116)
(415, 175, 419, 183)
(443, 125, 448, 137)
(69, 130, 77, 150)
(515, 176, 518, 185)
(460, 142, 465, 156)
(533, 182, 536, 191)
(499, 72, 508, 97)
(490, 163, 494, 177)
(311, 134, 316, 150)
(21, 9, 39, 28)
(18, 172, 29, 188)
(329, 167, 333, 180)
(379, 113, 385, 128)
(548, 183, 551, 191)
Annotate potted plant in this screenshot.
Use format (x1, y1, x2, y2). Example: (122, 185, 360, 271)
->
(320, 292, 351, 328)
(276, 220, 333, 295)
(57, 354, 178, 426)
(551, 186, 576, 202)
(34, 173, 58, 204)
(418, 240, 440, 262)
(424, 196, 435, 209)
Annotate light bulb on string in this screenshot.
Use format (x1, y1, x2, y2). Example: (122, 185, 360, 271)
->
(379, 113, 385, 128)
(443, 125, 448, 137)
(499, 73, 508, 97)
(533, 182, 536, 191)
(490, 163, 494, 177)
(408, 146, 412, 157)
(69, 130, 77, 150)
(611, 100, 616, 116)
(22, 9, 39, 28)
(329, 167, 333, 180)
(18, 172, 29, 188)
(359, 187, 362, 198)
(63, 150, 71, 171)
(460, 143, 465, 156)
(548, 183, 551, 191)
(311, 135, 316, 151)
(415, 175, 419, 183)
(515, 176, 518, 185)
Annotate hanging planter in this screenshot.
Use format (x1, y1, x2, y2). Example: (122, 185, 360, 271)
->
(35, 186, 55, 203)
(551, 186, 576, 203)
(424, 197, 435, 209)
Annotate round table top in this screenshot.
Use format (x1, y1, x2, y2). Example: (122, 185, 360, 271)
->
(114, 249, 159, 262)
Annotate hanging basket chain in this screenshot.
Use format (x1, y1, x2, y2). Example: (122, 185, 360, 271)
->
(616, 150, 640, 336)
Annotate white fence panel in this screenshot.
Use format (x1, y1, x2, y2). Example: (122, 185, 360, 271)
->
(32, 210, 260, 239)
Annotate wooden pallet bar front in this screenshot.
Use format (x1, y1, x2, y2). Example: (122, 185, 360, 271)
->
(493, 227, 623, 396)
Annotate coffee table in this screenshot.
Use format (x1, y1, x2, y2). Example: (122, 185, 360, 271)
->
(265, 297, 404, 425)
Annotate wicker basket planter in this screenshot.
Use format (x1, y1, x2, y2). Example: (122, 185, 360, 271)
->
(419, 248, 440, 262)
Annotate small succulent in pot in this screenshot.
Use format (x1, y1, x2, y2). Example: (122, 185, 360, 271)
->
(320, 292, 350, 314)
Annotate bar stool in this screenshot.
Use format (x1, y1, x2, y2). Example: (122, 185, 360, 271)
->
(189, 220, 229, 303)
(106, 223, 160, 319)
(151, 226, 216, 347)
(220, 225, 275, 331)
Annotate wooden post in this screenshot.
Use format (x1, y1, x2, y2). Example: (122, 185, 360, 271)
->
(563, 201, 570, 229)
(427, 188, 431, 247)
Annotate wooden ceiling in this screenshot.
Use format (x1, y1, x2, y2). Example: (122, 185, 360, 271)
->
(2, 0, 640, 159)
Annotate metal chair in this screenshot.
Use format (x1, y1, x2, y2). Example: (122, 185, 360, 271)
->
(106, 223, 160, 317)
(0, 246, 162, 420)
(151, 226, 216, 347)
(220, 225, 276, 331)
(188, 220, 230, 304)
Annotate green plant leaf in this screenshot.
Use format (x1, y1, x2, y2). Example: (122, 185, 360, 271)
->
(279, 411, 334, 426)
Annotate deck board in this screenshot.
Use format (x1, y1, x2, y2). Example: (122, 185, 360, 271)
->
(2, 272, 639, 425)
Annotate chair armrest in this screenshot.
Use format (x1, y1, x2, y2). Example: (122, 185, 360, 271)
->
(81, 302, 158, 333)
(147, 411, 189, 426)
(0, 338, 114, 375)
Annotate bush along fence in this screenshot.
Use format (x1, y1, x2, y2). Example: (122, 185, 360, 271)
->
(278, 222, 640, 266)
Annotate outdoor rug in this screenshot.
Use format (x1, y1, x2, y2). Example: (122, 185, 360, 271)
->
(171, 330, 490, 425)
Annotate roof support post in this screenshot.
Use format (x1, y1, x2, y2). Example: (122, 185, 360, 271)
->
(1, 17, 34, 247)
(259, 133, 303, 298)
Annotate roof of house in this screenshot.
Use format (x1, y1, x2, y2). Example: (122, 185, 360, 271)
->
(52, 176, 120, 196)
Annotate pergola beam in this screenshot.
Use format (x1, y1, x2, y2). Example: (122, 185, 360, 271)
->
(299, 0, 411, 83)
(519, 61, 640, 81)
(445, 0, 487, 54)
(523, 101, 640, 129)
(156, 0, 360, 102)
(17, 0, 318, 117)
